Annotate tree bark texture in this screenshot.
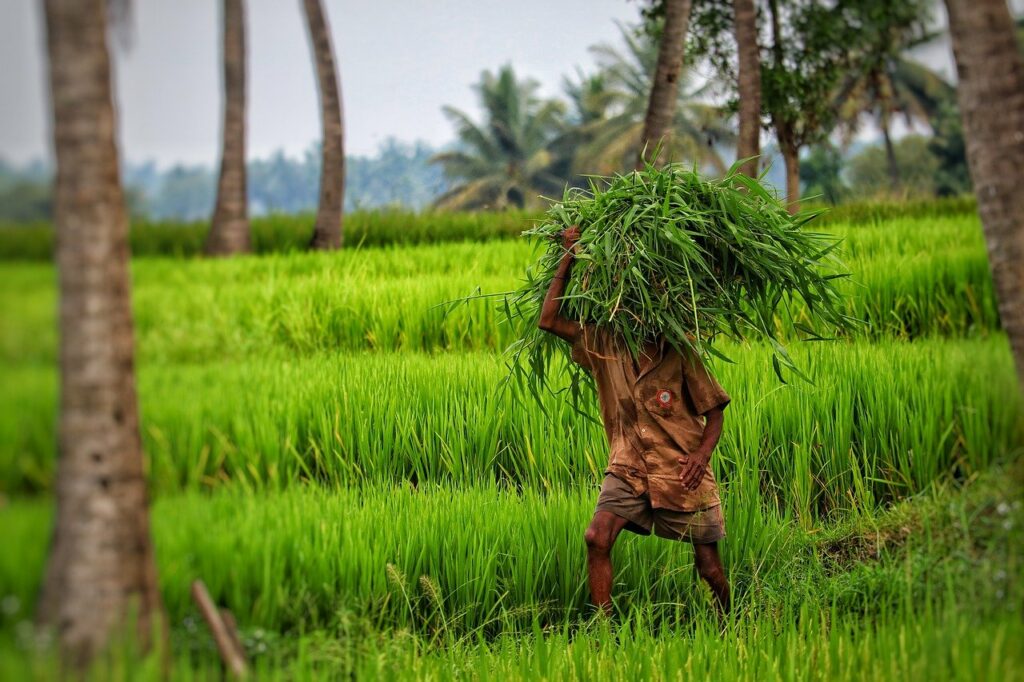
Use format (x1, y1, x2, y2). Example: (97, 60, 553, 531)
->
(637, 0, 694, 169)
(40, 0, 164, 665)
(733, 0, 761, 176)
(779, 132, 800, 214)
(945, 0, 1024, 388)
(207, 0, 250, 255)
(303, 0, 345, 250)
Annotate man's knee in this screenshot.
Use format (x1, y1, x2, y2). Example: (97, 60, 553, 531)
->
(584, 522, 612, 554)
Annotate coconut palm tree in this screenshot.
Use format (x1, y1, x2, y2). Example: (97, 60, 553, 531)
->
(733, 0, 761, 177)
(431, 65, 565, 211)
(638, 0, 694, 168)
(575, 24, 733, 176)
(835, 31, 955, 190)
(302, 0, 345, 250)
(40, 0, 164, 664)
(206, 0, 250, 255)
(944, 0, 1024, 387)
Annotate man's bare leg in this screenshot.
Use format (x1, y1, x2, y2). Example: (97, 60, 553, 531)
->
(693, 542, 731, 614)
(583, 511, 631, 615)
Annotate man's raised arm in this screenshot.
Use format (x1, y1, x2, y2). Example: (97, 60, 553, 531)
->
(538, 226, 583, 343)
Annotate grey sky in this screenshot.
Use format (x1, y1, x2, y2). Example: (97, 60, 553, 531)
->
(5, 1, 1022, 170)
(1, 0, 642, 168)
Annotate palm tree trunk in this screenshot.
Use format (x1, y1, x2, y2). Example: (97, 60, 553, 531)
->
(303, 0, 345, 250)
(733, 0, 761, 176)
(877, 71, 900, 192)
(206, 0, 250, 255)
(945, 0, 1024, 388)
(637, 0, 694, 169)
(40, 0, 164, 665)
(881, 115, 900, 191)
(779, 131, 800, 214)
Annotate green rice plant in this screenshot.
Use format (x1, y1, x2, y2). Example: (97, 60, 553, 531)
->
(0, 209, 539, 261)
(1, 461, 1020, 639)
(0, 215, 998, 368)
(2, 604, 1019, 681)
(503, 163, 854, 393)
(2, 340, 1019, 514)
(0, 196, 979, 262)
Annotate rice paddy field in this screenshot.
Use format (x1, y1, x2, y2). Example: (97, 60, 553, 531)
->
(0, 207, 1022, 679)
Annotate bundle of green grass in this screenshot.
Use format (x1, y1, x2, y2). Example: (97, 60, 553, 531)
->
(502, 162, 853, 401)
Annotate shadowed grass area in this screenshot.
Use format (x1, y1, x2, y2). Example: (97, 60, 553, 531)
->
(0, 459, 1019, 678)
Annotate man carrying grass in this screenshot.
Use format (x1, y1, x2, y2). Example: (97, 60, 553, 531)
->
(538, 226, 731, 616)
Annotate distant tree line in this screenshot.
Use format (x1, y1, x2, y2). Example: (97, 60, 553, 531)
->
(0, 139, 447, 223)
(433, 2, 989, 211)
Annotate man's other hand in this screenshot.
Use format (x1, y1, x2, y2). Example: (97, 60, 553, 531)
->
(561, 225, 581, 251)
(678, 453, 710, 490)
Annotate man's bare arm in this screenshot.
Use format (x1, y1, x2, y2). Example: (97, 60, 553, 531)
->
(679, 406, 725, 490)
(538, 226, 583, 343)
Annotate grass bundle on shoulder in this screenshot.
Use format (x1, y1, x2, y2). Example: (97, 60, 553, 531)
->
(502, 161, 854, 406)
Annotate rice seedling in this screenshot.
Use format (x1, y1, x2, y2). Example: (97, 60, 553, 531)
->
(1, 603, 1019, 681)
(0, 215, 997, 368)
(1, 460, 1019, 640)
(1, 339, 1019, 510)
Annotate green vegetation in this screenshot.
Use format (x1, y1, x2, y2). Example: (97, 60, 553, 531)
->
(0, 204, 1019, 677)
(0, 215, 997, 366)
(3, 339, 1019, 499)
(0, 197, 978, 261)
(508, 164, 851, 390)
(1, 460, 1020, 678)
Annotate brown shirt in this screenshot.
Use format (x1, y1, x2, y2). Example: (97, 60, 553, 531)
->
(570, 325, 730, 512)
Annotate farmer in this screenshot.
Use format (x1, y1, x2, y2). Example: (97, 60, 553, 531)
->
(538, 226, 731, 615)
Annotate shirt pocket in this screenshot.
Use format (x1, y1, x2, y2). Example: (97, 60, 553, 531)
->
(642, 386, 682, 418)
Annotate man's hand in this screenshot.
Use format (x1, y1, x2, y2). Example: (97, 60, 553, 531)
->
(678, 452, 710, 490)
(678, 407, 724, 490)
(561, 225, 581, 251)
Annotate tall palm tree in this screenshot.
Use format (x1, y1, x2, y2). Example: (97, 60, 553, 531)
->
(575, 24, 732, 176)
(835, 40, 955, 190)
(733, 0, 761, 177)
(206, 0, 250, 255)
(944, 0, 1024, 387)
(431, 65, 565, 211)
(302, 0, 345, 250)
(40, 0, 163, 664)
(638, 0, 694, 168)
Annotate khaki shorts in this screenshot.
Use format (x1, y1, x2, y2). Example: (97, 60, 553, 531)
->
(595, 473, 726, 544)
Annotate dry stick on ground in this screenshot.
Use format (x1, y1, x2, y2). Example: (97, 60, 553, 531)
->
(191, 580, 248, 678)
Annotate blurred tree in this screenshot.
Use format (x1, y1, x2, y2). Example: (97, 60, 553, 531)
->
(637, 0, 695, 168)
(926, 100, 970, 197)
(206, 0, 250, 255)
(39, 0, 164, 664)
(690, 0, 881, 209)
(0, 181, 52, 222)
(574, 24, 731, 175)
(346, 139, 447, 210)
(761, 0, 858, 213)
(302, 0, 345, 249)
(733, 0, 761, 176)
(431, 65, 565, 210)
(248, 149, 318, 214)
(799, 143, 846, 204)
(151, 164, 216, 220)
(944, 0, 1024, 386)
(833, 2, 952, 190)
(847, 135, 940, 198)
